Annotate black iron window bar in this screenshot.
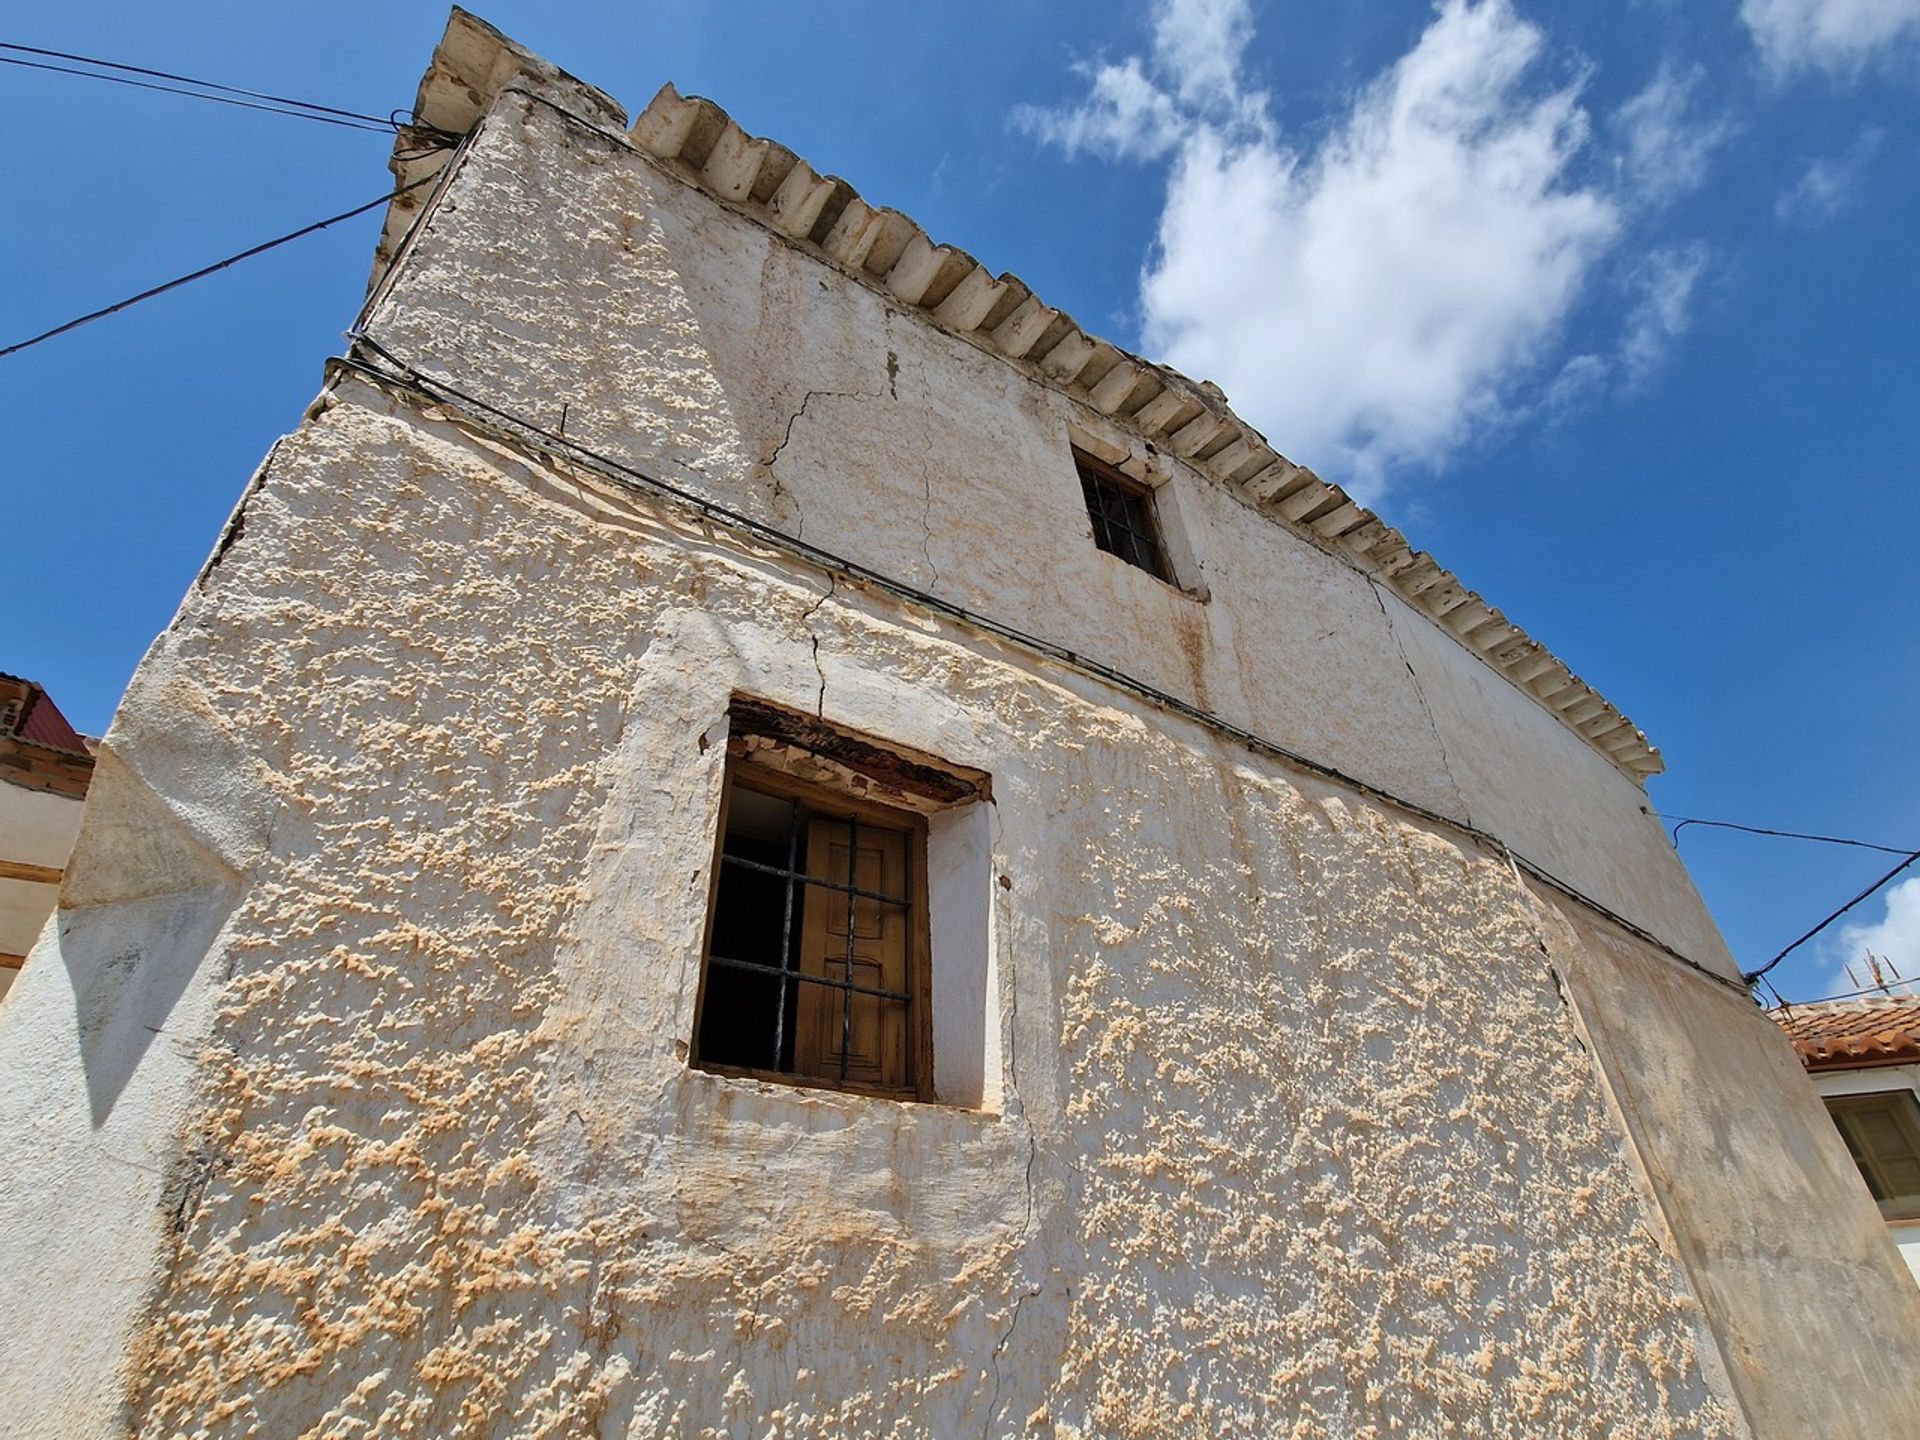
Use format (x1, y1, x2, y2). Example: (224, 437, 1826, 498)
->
(709, 807, 910, 1081)
(1079, 462, 1168, 579)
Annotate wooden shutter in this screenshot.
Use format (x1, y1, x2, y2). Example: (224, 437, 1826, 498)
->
(1831, 1094, 1920, 1213)
(796, 817, 911, 1091)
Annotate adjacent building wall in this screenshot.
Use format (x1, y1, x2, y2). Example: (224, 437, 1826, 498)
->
(1808, 1061, 1920, 1283)
(0, 677, 95, 998)
(0, 782, 86, 997)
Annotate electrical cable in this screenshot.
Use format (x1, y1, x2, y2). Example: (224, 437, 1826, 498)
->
(0, 161, 450, 360)
(0, 54, 391, 132)
(0, 40, 396, 130)
(1666, 814, 1916, 857)
(1659, 812, 1920, 990)
(1742, 848, 1920, 985)
(1770, 976, 1920, 1010)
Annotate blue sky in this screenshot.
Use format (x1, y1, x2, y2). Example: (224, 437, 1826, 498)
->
(3, 1, 1916, 1002)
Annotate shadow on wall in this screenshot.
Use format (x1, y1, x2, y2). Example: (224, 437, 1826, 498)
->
(53, 748, 247, 1127)
(59, 887, 237, 1127)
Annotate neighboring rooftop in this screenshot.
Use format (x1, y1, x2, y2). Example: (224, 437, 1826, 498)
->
(377, 8, 1664, 782)
(0, 673, 88, 757)
(1772, 996, 1920, 1072)
(0, 673, 96, 801)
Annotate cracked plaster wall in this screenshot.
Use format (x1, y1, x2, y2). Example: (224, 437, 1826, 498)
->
(362, 90, 1730, 974)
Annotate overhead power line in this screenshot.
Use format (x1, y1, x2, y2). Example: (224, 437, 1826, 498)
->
(1743, 848, 1920, 985)
(1658, 810, 1920, 987)
(1773, 975, 1920, 1010)
(1666, 813, 1917, 856)
(0, 163, 450, 360)
(0, 41, 399, 133)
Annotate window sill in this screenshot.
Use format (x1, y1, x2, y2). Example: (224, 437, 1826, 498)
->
(1092, 547, 1210, 604)
(688, 1058, 997, 1115)
(694, 1057, 922, 1104)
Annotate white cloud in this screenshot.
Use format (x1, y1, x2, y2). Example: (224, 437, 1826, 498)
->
(1025, 0, 1634, 494)
(1542, 352, 1611, 416)
(1741, 0, 1920, 79)
(1619, 243, 1710, 383)
(1776, 127, 1886, 223)
(1822, 875, 1920, 994)
(1012, 57, 1188, 161)
(1614, 65, 1736, 203)
(1153, 0, 1259, 109)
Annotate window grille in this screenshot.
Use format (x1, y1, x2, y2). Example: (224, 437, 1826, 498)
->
(695, 766, 925, 1098)
(1076, 448, 1171, 582)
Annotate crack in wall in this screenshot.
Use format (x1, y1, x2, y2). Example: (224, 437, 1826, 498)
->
(984, 801, 1041, 1439)
(917, 419, 940, 591)
(762, 385, 885, 541)
(984, 1278, 1043, 1440)
(1370, 578, 1471, 830)
(798, 575, 837, 716)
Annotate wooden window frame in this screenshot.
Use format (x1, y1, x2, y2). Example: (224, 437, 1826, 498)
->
(1825, 1090, 1920, 1222)
(1074, 447, 1174, 583)
(691, 759, 936, 1104)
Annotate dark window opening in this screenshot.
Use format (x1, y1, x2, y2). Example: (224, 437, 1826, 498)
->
(695, 767, 924, 1099)
(1076, 448, 1171, 582)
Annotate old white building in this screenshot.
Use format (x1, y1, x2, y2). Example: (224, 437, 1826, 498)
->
(3, 11, 1917, 1436)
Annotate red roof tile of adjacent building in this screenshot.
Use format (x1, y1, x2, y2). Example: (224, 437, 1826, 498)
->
(0, 673, 97, 798)
(11, 683, 88, 754)
(1771, 995, 1920, 1072)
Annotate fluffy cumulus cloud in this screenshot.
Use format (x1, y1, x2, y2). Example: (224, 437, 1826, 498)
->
(1019, 1, 1724, 494)
(1741, 0, 1920, 79)
(1776, 127, 1886, 223)
(1822, 876, 1920, 993)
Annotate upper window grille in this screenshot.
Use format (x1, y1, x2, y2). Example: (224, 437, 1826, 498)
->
(1075, 448, 1171, 582)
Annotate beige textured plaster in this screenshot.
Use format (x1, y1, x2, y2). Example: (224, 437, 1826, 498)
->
(361, 89, 1728, 972)
(2, 385, 1765, 1437)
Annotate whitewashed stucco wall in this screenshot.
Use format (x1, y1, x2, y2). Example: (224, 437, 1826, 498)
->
(361, 90, 1730, 974)
(2, 386, 1760, 1436)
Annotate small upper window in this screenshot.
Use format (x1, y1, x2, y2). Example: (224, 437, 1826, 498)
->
(1825, 1091, 1920, 1221)
(1076, 448, 1171, 582)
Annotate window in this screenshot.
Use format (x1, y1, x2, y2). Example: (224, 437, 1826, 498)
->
(692, 698, 992, 1104)
(1076, 447, 1171, 581)
(1825, 1091, 1920, 1220)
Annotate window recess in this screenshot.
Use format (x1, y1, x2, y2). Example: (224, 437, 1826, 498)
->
(692, 698, 991, 1104)
(1075, 446, 1173, 582)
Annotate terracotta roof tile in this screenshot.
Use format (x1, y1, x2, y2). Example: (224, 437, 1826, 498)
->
(1771, 996, 1920, 1071)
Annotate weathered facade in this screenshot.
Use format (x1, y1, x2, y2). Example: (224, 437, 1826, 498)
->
(3, 11, 1918, 1436)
